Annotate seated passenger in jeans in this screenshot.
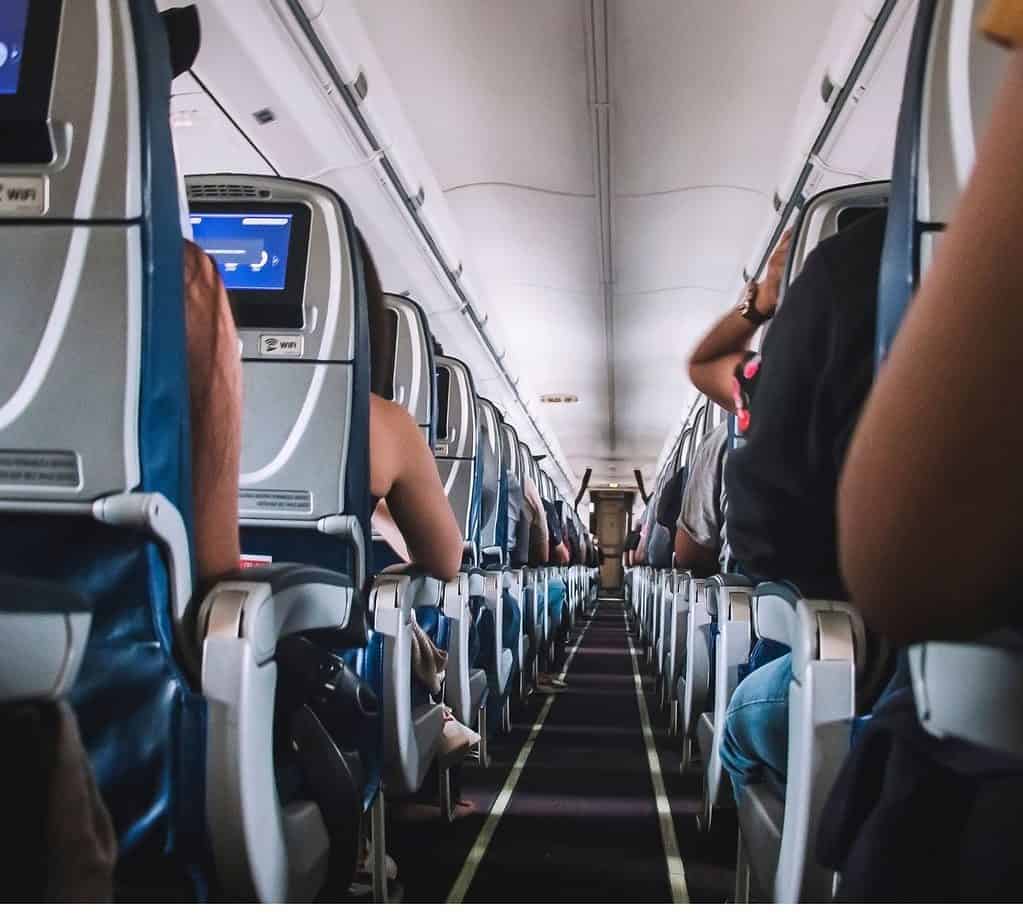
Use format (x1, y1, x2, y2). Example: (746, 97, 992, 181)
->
(688, 209, 886, 801)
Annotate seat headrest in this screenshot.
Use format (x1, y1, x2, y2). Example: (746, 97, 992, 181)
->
(476, 396, 504, 549)
(434, 354, 480, 542)
(384, 294, 435, 444)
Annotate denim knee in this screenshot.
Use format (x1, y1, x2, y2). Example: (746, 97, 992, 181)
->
(719, 653, 793, 800)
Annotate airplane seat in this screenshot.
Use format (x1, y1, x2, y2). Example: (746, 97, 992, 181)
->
(696, 574, 755, 833)
(518, 439, 549, 666)
(679, 574, 711, 770)
(375, 295, 485, 775)
(501, 420, 537, 697)
(479, 397, 524, 703)
(185, 172, 424, 900)
(0, 0, 215, 897)
(732, 583, 865, 903)
(435, 356, 512, 734)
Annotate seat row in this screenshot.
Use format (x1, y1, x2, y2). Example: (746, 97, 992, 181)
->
(0, 1, 598, 902)
(625, 0, 1021, 901)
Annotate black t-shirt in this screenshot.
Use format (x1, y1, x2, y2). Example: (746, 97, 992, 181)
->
(725, 210, 886, 598)
(543, 500, 564, 556)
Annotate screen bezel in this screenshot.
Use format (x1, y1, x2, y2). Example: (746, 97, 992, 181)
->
(435, 366, 451, 443)
(189, 200, 313, 330)
(0, 0, 62, 164)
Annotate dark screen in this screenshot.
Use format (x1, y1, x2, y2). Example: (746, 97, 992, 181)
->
(435, 366, 450, 442)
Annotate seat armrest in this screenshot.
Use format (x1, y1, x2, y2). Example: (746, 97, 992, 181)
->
(0, 577, 91, 703)
(707, 573, 754, 619)
(909, 642, 1023, 759)
(199, 563, 360, 901)
(198, 563, 364, 663)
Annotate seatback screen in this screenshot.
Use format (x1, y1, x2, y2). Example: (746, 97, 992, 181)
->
(191, 212, 292, 291)
(0, 0, 29, 96)
(188, 200, 312, 330)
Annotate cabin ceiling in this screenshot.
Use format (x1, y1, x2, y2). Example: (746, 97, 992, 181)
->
(351, 0, 839, 487)
(166, 0, 910, 497)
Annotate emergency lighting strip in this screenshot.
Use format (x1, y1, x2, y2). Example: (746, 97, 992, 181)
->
(280, 0, 576, 495)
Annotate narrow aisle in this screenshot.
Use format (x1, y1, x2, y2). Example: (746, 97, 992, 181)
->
(457, 599, 678, 903)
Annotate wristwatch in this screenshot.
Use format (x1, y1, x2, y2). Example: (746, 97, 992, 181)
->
(738, 280, 774, 325)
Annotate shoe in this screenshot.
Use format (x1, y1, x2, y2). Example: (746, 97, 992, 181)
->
(440, 715, 481, 756)
(357, 850, 398, 881)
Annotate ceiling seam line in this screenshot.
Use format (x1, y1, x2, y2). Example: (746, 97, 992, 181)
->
(442, 181, 596, 199)
(616, 183, 771, 200)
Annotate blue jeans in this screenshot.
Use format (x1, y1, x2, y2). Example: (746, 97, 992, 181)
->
(720, 649, 792, 801)
(548, 577, 566, 638)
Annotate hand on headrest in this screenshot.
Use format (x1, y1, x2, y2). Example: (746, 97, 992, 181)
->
(161, 5, 201, 79)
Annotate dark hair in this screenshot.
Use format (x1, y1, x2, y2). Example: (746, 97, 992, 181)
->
(357, 230, 396, 399)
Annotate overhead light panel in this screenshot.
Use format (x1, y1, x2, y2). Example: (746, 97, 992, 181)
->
(540, 393, 579, 405)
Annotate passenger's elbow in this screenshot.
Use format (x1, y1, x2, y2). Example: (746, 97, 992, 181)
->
(436, 544, 463, 583)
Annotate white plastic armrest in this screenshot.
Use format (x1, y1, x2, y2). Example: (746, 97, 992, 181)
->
(199, 565, 356, 902)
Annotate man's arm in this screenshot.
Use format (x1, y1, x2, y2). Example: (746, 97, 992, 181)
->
(839, 48, 1023, 644)
(689, 230, 792, 410)
(673, 527, 718, 576)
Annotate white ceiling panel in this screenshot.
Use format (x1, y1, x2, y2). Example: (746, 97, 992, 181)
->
(354, 0, 594, 194)
(611, 0, 839, 196)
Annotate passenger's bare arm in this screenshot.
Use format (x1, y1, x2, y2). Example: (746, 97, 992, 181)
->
(838, 49, 1023, 643)
(688, 230, 792, 410)
(371, 395, 464, 581)
(673, 527, 717, 577)
(184, 240, 242, 581)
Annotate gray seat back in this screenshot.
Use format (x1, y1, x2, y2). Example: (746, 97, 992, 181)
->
(477, 396, 504, 560)
(501, 421, 522, 483)
(1, 1, 154, 506)
(434, 354, 480, 554)
(384, 293, 435, 448)
(782, 181, 890, 302)
(187, 174, 369, 582)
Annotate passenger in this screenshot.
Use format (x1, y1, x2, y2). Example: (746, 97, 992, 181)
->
(688, 207, 887, 802)
(672, 422, 728, 576)
(647, 465, 686, 570)
(364, 241, 463, 584)
(359, 233, 477, 753)
(632, 503, 652, 565)
(817, 5, 1023, 899)
(622, 528, 641, 568)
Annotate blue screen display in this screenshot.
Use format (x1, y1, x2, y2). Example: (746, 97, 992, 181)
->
(0, 0, 29, 96)
(190, 213, 293, 291)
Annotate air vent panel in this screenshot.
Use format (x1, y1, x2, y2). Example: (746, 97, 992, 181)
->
(187, 183, 271, 200)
